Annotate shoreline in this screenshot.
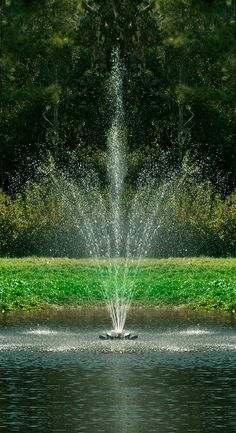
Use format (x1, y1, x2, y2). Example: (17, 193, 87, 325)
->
(0, 301, 235, 316)
(1, 303, 236, 329)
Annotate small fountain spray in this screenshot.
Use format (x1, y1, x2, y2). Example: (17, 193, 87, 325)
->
(99, 48, 137, 340)
(99, 48, 163, 340)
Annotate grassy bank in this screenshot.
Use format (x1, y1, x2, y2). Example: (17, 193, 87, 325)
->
(0, 257, 235, 312)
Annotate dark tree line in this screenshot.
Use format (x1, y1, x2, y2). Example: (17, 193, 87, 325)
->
(0, 0, 235, 257)
(0, 0, 235, 193)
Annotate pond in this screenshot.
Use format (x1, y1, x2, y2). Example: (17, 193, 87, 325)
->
(0, 307, 235, 433)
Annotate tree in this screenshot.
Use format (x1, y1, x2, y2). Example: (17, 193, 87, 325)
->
(0, 0, 235, 194)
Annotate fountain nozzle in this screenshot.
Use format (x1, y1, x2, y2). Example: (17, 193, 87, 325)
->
(99, 331, 138, 340)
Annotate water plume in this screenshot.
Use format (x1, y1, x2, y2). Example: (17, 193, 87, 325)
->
(39, 48, 163, 335)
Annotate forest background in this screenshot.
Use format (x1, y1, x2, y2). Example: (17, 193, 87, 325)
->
(0, 0, 235, 258)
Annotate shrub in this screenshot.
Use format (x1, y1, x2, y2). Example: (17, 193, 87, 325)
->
(0, 157, 235, 257)
(0, 189, 26, 255)
(152, 159, 236, 257)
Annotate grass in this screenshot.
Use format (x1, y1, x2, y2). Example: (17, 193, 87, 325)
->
(0, 257, 235, 312)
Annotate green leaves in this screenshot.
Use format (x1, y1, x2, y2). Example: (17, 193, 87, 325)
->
(43, 84, 62, 104)
(0, 0, 235, 218)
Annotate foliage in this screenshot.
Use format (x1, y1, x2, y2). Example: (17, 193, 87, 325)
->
(0, 0, 235, 192)
(0, 1, 235, 258)
(152, 157, 236, 257)
(0, 156, 235, 257)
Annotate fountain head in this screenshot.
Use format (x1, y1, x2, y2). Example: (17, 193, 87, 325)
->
(99, 331, 138, 340)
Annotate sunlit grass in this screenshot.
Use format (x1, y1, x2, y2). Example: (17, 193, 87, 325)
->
(0, 257, 235, 311)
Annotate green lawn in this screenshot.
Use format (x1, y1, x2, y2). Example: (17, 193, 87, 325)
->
(0, 257, 235, 311)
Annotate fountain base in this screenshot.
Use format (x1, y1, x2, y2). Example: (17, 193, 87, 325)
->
(99, 331, 138, 340)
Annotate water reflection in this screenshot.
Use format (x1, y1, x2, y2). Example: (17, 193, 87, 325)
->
(0, 308, 235, 433)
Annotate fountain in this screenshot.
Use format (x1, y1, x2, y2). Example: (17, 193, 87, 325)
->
(68, 47, 164, 339)
(95, 48, 168, 339)
(54, 48, 162, 338)
(100, 48, 130, 339)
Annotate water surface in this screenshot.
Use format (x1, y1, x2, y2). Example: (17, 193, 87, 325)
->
(0, 307, 235, 433)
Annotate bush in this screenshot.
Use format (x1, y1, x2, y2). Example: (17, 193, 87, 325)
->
(0, 189, 26, 255)
(152, 159, 236, 257)
(0, 157, 235, 258)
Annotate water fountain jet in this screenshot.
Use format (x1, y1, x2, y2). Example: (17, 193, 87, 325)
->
(97, 48, 161, 339)
(59, 48, 163, 339)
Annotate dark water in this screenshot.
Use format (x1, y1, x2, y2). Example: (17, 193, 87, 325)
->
(0, 307, 235, 433)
